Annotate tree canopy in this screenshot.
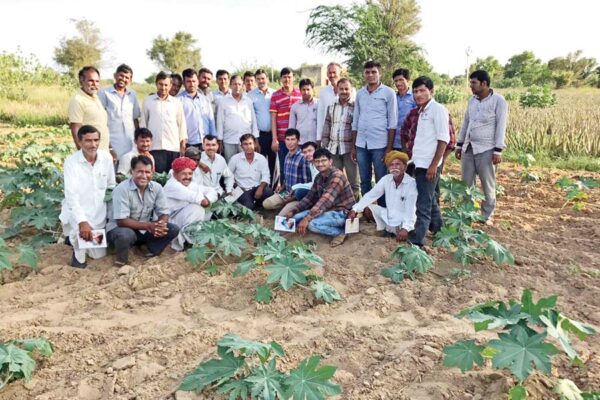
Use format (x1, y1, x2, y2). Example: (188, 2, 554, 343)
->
(147, 31, 202, 74)
(53, 19, 106, 77)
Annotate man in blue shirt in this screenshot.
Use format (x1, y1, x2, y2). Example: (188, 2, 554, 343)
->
(248, 69, 276, 184)
(178, 68, 215, 150)
(392, 68, 417, 151)
(351, 60, 397, 202)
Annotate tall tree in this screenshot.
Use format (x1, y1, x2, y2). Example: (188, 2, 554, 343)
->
(469, 56, 504, 82)
(504, 51, 550, 86)
(53, 19, 106, 77)
(305, 0, 429, 83)
(548, 50, 597, 87)
(147, 32, 202, 73)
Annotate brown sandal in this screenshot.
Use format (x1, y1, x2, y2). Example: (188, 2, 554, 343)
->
(330, 234, 347, 247)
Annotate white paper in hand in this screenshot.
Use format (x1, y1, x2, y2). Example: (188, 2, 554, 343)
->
(345, 218, 359, 234)
(77, 229, 108, 249)
(224, 187, 244, 203)
(274, 216, 296, 232)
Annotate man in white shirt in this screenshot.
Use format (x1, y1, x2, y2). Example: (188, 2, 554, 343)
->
(193, 135, 234, 196)
(164, 157, 218, 251)
(228, 134, 273, 210)
(248, 69, 276, 182)
(140, 71, 187, 173)
(178, 68, 215, 150)
(216, 75, 259, 162)
(349, 151, 417, 242)
(409, 76, 450, 246)
(98, 64, 141, 159)
(59, 125, 116, 268)
(198, 67, 215, 111)
(213, 69, 232, 103)
(118, 128, 155, 177)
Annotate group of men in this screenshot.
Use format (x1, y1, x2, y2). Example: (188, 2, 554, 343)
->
(62, 59, 507, 267)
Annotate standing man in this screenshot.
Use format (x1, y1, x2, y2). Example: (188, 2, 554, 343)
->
(456, 70, 508, 225)
(216, 75, 259, 162)
(179, 68, 215, 151)
(213, 69, 231, 102)
(68, 66, 110, 152)
(60, 125, 115, 268)
(409, 76, 450, 247)
(228, 134, 273, 210)
(107, 155, 179, 266)
(198, 67, 215, 110)
(270, 67, 302, 185)
(289, 78, 318, 144)
(243, 71, 256, 93)
(169, 73, 183, 97)
(140, 71, 187, 173)
(248, 69, 276, 183)
(351, 61, 397, 201)
(392, 68, 416, 151)
(195, 135, 234, 196)
(321, 78, 359, 197)
(98, 64, 141, 160)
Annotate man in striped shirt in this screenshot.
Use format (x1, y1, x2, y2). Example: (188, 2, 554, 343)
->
(270, 67, 302, 185)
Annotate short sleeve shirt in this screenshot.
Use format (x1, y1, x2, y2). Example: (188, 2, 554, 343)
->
(68, 89, 110, 151)
(107, 179, 169, 231)
(269, 88, 302, 142)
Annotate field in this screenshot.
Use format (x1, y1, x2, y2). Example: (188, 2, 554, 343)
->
(1, 88, 600, 399)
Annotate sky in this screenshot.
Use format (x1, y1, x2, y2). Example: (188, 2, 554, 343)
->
(1, 0, 599, 82)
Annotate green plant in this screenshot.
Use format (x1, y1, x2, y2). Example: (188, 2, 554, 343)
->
(152, 172, 168, 186)
(443, 289, 596, 399)
(381, 245, 434, 283)
(435, 85, 465, 104)
(179, 333, 341, 399)
(519, 85, 556, 108)
(517, 154, 541, 182)
(555, 176, 598, 211)
(209, 199, 257, 222)
(0, 338, 53, 390)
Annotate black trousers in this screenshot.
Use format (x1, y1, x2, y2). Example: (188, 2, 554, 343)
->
(237, 186, 274, 210)
(107, 223, 180, 263)
(150, 150, 179, 173)
(258, 131, 277, 186)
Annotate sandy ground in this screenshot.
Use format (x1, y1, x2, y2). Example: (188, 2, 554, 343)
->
(1, 166, 600, 400)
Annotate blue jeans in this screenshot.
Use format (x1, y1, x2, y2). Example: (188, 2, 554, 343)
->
(293, 210, 346, 236)
(356, 146, 387, 206)
(410, 166, 443, 246)
(294, 188, 309, 201)
(278, 141, 289, 186)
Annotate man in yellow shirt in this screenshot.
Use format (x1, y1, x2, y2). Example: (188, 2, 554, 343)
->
(67, 66, 110, 153)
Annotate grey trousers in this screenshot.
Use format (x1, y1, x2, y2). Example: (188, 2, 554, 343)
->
(332, 152, 360, 197)
(223, 143, 242, 163)
(461, 147, 496, 219)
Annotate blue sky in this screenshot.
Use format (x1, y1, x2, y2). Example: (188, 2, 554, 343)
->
(2, 0, 598, 82)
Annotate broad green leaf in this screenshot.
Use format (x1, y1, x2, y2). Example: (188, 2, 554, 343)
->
(481, 346, 500, 358)
(16, 339, 53, 357)
(311, 281, 341, 303)
(381, 265, 406, 283)
(0, 238, 12, 271)
(582, 393, 600, 400)
(442, 340, 485, 373)
(254, 241, 287, 261)
(555, 176, 574, 190)
(392, 245, 434, 273)
(218, 234, 247, 257)
(454, 243, 484, 265)
(484, 239, 515, 265)
(284, 355, 342, 399)
(0, 343, 36, 381)
(17, 245, 38, 269)
(289, 241, 324, 265)
(467, 303, 527, 331)
(255, 286, 273, 304)
(269, 341, 285, 358)
(489, 326, 560, 382)
(562, 316, 596, 341)
(520, 289, 557, 323)
(509, 385, 528, 400)
(456, 300, 504, 319)
(217, 334, 274, 362)
(245, 359, 286, 400)
(233, 259, 257, 277)
(265, 255, 308, 291)
(185, 246, 207, 266)
(541, 311, 595, 360)
(178, 348, 245, 391)
(578, 177, 599, 190)
(554, 379, 583, 400)
(217, 379, 251, 400)
(433, 226, 461, 248)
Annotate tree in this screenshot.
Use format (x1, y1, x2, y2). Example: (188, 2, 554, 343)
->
(469, 56, 504, 82)
(305, 0, 430, 84)
(548, 50, 597, 88)
(147, 32, 202, 74)
(53, 19, 106, 77)
(504, 51, 550, 86)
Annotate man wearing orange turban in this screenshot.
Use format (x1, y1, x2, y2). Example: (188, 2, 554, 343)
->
(164, 157, 218, 251)
(348, 151, 417, 242)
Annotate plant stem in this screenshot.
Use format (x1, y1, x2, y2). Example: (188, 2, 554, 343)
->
(0, 372, 14, 390)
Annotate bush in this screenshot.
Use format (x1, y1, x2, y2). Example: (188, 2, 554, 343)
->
(519, 85, 556, 108)
(435, 85, 465, 104)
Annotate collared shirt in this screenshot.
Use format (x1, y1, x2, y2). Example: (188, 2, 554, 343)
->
(290, 167, 355, 218)
(411, 99, 450, 169)
(292, 163, 319, 192)
(140, 94, 187, 152)
(269, 88, 302, 142)
(394, 91, 416, 149)
(352, 174, 417, 231)
(289, 98, 319, 144)
(316, 85, 357, 140)
(178, 90, 215, 145)
(400, 108, 456, 159)
(321, 100, 355, 155)
(458, 90, 508, 154)
(196, 152, 234, 195)
(59, 149, 116, 229)
(98, 86, 141, 158)
(163, 177, 218, 214)
(213, 88, 231, 102)
(117, 149, 156, 176)
(199, 89, 216, 112)
(216, 94, 259, 144)
(352, 83, 397, 149)
(283, 149, 312, 192)
(67, 88, 110, 151)
(248, 87, 275, 132)
(108, 178, 169, 231)
(228, 152, 270, 190)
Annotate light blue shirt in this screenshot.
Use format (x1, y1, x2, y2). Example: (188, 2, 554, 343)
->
(98, 86, 141, 158)
(247, 87, 274, 132)
(178, 90, 215, 145)
(352, 83, 397, 150)
(394, 91, 417, 149)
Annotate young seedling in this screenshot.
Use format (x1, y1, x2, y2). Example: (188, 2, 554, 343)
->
(0, 338, 53, 390)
